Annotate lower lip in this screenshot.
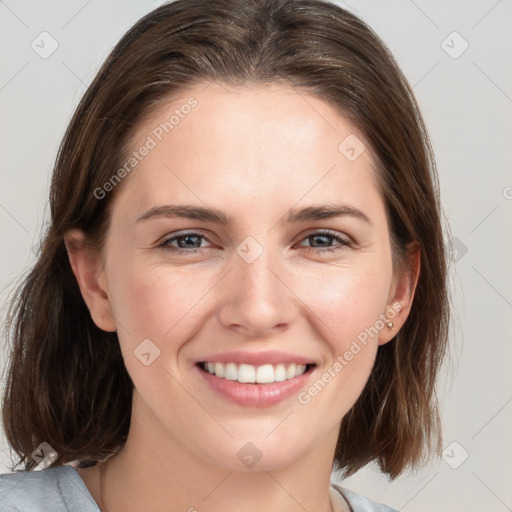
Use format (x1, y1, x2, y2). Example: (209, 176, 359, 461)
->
(195, 364, 314, 407)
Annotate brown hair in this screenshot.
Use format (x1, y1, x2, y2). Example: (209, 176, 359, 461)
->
(1, 0, 450, 479)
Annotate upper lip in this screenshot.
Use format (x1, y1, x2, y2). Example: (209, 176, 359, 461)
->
(197, 350, 316, 366)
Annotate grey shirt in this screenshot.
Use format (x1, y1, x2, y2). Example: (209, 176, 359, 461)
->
(0, 465, 398, 511)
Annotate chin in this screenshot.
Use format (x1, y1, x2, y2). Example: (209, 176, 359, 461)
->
(195, 430, 313, 473)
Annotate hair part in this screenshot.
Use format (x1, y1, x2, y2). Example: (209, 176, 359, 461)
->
(1, 0, 449, 478)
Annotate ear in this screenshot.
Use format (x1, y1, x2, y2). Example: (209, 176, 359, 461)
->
(64, 229, 117, 332)
(378, 242, 421, 346)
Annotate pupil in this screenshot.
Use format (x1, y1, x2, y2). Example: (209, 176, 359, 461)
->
(312, 234, 329, 247)
(181, 235, 199, 248)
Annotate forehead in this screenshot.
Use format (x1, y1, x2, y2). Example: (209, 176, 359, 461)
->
(115, 81, 383, 222)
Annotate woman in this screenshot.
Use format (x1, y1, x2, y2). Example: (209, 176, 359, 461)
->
(0, 0, 450, 510)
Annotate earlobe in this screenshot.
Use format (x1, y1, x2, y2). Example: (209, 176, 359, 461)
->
(64, 229, 117, 332)
(378, 243, 421, 346)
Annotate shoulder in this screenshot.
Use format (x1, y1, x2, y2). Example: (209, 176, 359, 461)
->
(0, 465, 99, 512)
(331, 483, 399, 512)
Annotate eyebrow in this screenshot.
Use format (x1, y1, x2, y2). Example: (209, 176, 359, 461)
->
(136, 203, 371, 226)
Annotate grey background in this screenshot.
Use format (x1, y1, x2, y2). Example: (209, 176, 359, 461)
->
(1, 0, 511, 510)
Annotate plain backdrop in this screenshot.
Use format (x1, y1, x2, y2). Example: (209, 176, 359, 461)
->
(1, 1, 511, 510)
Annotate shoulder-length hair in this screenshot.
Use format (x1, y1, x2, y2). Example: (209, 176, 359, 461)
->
(1, 0, 449, 479)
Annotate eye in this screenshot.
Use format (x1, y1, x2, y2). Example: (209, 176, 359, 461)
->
(159, 229, 352, 255)
(159, 231, 212, 253)
(297, 230, 352, 253)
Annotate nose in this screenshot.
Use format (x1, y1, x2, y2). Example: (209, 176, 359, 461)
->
(216, 238, 297, 338)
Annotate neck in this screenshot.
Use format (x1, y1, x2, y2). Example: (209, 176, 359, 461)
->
(94, 397, 340, 512)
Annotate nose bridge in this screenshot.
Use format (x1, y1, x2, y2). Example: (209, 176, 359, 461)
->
(218, 234, 294, 334)
(238, 237, 277, 294)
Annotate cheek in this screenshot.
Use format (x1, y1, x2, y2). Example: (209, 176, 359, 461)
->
(106, 257, 218, 349)
(294, 261, 392, 344)
(106, 261, 210, 393)
(295, 267, 388, 420)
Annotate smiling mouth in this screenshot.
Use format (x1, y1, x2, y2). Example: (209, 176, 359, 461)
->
(197, 361, 316, 384)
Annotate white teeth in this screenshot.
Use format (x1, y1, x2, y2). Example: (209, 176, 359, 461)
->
(286, 363, 296, 379)
(214, 362, 224, 378)
(224, 362, 238, 381)
(296, 364, 306, 376)
(256, 364, 274, 384)
(238, 364, 256, 383)
(274, 364, 287, 382)
(202, 361, 311, 384)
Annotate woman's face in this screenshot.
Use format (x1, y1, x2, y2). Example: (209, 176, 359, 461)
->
(84, 81, 405, 471)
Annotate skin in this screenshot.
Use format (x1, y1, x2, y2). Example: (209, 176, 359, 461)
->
(65, 81, 419, 512)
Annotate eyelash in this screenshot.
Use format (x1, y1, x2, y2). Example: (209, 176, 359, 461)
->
(159, 230, 352, 254)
